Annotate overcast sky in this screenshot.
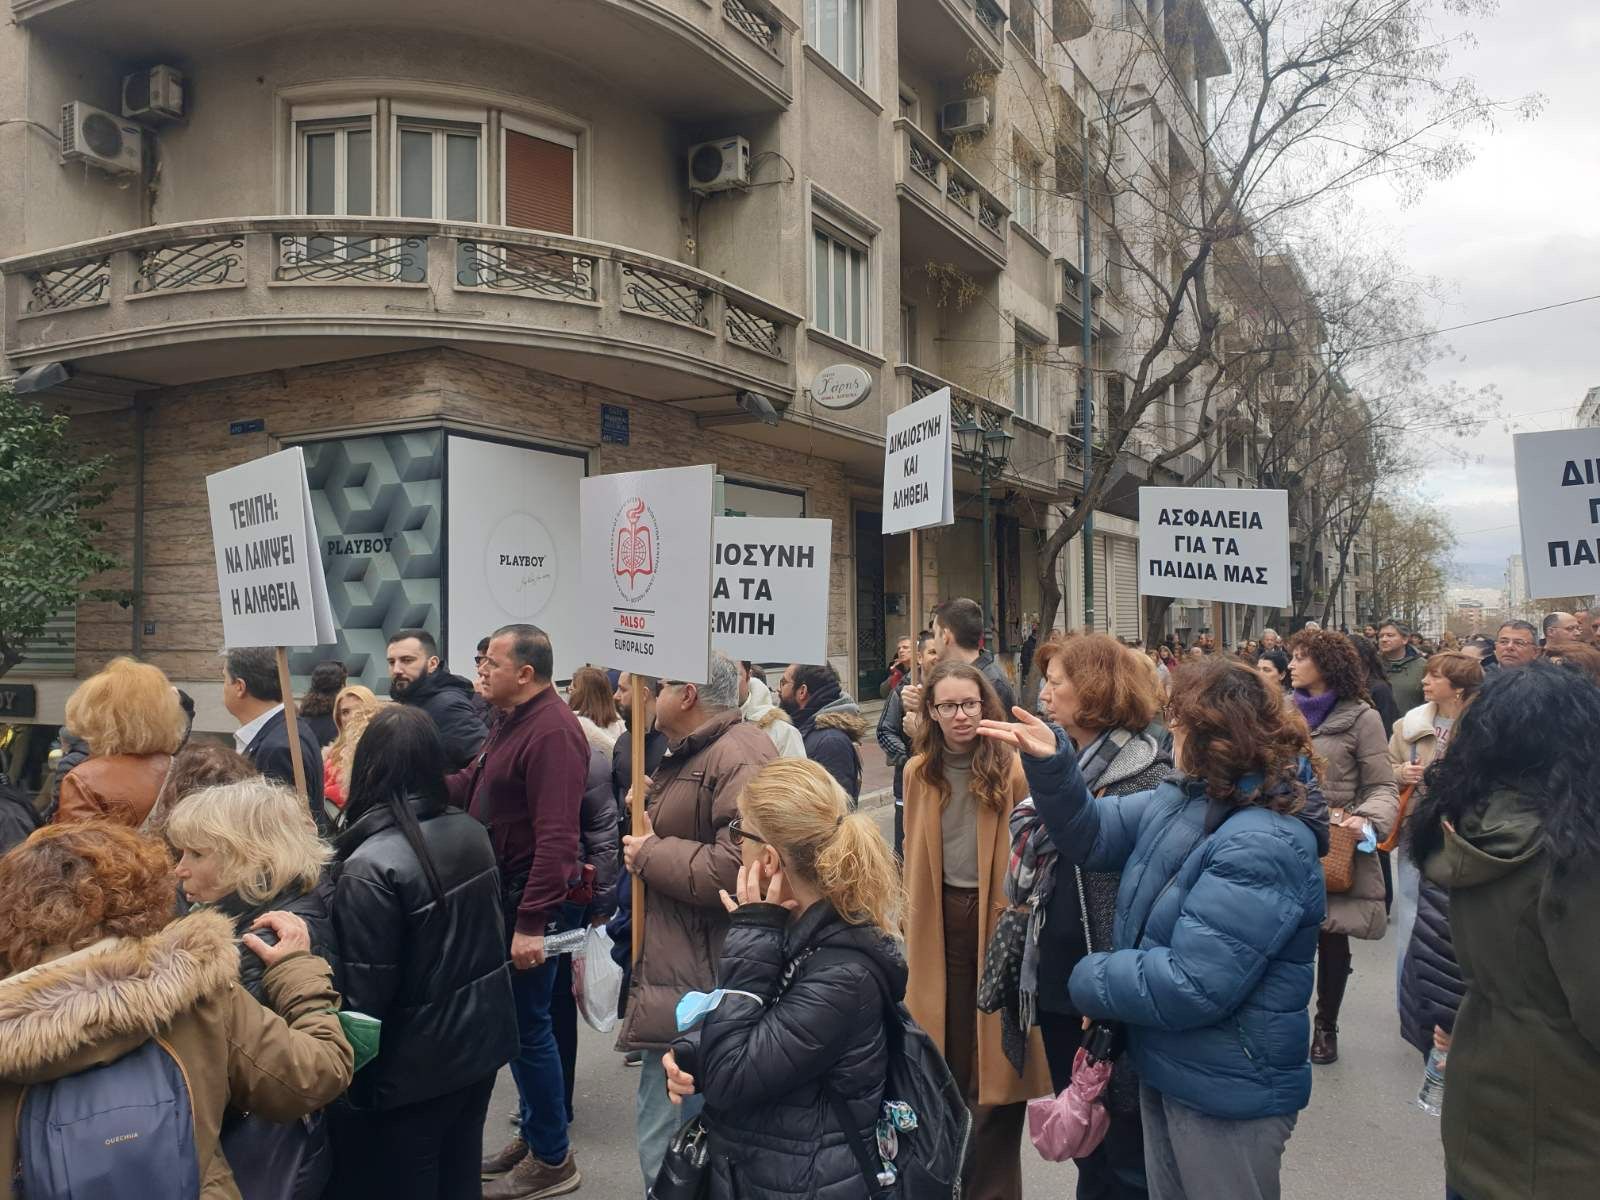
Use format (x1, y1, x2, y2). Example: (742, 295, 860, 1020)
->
(1353, 2, 1600, 583)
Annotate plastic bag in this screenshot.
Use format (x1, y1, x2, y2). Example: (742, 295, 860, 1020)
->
(572, 925, 623, 1033)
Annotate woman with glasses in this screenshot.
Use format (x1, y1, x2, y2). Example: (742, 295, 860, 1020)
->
(902, 661, 1050, 1200)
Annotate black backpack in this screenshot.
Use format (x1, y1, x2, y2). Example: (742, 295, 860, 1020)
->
(815, 948, 971, 1199)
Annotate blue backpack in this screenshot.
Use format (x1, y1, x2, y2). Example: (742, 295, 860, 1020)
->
(17, 1038, 201, 1200)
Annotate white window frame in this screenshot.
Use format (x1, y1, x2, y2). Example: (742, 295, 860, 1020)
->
(500, 114, 582, 235)
(290, 102, 377, 216)
(809, 0, 868, 87)
(1013, 327, 1043, 425)
(1013, 153, 1041, 236)
(812, 218, 871, 349)
(390, 104, 489, 222)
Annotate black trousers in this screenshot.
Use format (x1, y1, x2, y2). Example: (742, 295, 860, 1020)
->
(1038, 1010, 1150, 1200)
(1316, 930, 1353, 1030)
(552, 952, 577, 1123)
(329, 1074, 495, 1200)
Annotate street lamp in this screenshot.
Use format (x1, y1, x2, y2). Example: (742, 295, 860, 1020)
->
(955, 414, 1014, 641)
(1079, 93, 1153, 631)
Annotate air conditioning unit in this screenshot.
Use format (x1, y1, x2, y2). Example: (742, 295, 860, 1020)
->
(122, 65, 185, 122)
(60, 102, 144, 176)
(939, 97, 992, 137)
(687, 136, 751, 195)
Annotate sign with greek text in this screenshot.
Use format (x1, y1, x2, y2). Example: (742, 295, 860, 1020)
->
(882, 387, 954, 534)
(711, 516, 832, 663)
(1138, 487, 1290, 608)
(580, 464, 716, 683)
(206, 448, 336, 648)
(1513, 427, 1600, 599)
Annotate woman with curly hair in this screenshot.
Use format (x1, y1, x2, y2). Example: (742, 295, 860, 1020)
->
(903, 661, 1050, 1200)
(323, 684, 381, 814)
(0, 822, 352, 1198)
(1410, 664, 1600, 1200)
(1288, 629, 1399, 1065)
(981, 658, 1328, 1200)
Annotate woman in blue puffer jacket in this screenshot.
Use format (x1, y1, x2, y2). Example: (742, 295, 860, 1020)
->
(980, 657, 1328, 1200)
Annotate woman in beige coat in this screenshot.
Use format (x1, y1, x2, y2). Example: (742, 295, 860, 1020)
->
(903, 661, 1050, 1200)
(1288, 630, 1399, 1065)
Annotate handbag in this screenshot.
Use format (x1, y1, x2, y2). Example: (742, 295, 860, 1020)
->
(1320, 817, 1361, 894)
(976, 905, 1029, 1015)
(1378, 784, 1415, 855)
(647, 1116, 711, 1200)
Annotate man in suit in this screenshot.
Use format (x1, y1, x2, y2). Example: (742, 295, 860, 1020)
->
(222, 645, 326, 830)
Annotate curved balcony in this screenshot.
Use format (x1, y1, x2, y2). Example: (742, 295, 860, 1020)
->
(13, 0, 794, 117)
(2, 218, 800, 406)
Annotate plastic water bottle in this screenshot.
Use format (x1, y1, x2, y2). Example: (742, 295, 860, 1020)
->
(1416, 1045, 1446, 1116)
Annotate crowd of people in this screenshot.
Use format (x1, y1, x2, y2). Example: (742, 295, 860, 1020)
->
(0, 599, 1596, 1200)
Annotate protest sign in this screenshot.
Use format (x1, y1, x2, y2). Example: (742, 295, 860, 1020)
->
(206, 447, 335, 649)
(881, 387, 954, 535)
(1138, 487, 1290, 608)
(711, 516, 832, 664)
(579, 464, 716, 684)
(1513, 428, 1600, 599)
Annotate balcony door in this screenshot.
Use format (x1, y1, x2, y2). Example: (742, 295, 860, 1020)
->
(395, 117, 483, 282)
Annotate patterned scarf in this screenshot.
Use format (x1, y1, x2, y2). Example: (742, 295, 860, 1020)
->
(1005, 730, 1129, 1032)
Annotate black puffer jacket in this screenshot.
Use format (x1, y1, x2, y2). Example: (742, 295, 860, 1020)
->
(1398, 876, 1466, 1055)
(394, 667, 487, 771)
(581, 746, 621, 922)
(214, 884, 337, 1004)
(330, 793, 518, 1110)
(686, 901, 906, 1200)
(0, 785, 42, 856)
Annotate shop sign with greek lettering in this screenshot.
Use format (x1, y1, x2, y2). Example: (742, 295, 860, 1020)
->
(1513, 427, 1600, 599)
(205, 448, 337, 648)
(1138, 487, 1290, 607)
(711, 517, 832, 663)
(882, 387, 954, 534)
(580, 464, 716, 683)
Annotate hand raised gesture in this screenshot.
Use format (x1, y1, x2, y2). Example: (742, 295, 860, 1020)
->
(977, 705, 1058, 759)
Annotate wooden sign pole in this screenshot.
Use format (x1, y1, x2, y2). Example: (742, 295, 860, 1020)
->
(909, 528, 922, 686)
(274, 646, 310, 801)
(629, 680, 647, 963)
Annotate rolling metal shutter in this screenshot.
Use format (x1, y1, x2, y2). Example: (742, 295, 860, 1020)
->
(505, 131, 574, 234)
(1112, 536, 1140, 642)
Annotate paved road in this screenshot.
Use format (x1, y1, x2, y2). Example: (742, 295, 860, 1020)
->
(488, 803, 1446, 1198)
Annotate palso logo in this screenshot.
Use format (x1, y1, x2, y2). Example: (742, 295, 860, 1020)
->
(611, 496, 659, 603)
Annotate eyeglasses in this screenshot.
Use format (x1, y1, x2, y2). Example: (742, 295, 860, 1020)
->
(729, 816, 767, 847)
(931, 699, 985, 719)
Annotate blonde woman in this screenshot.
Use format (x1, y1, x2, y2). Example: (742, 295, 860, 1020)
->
(167, 778, 337, 1200)
(56, 657, 187, 827)
(323, 684, 381, 813)
(659, 757, 907, 1199)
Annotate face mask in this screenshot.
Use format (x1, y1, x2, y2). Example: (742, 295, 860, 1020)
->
(674, 988, 765, 1032)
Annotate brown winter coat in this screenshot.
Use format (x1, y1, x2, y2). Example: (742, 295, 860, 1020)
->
(0, 910, 354, 1199)
(902, 752, 1052, 1106)
(56, 751, 172, 828)
(617, 708, 777, 1051)
(1310, 698, 1399, 939)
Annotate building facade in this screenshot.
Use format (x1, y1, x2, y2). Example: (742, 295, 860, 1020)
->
(2, 0, 1368, 739)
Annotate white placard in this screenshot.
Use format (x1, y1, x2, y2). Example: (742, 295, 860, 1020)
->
(1138, 487, 1290, 608)
(882, 387, 954, 535)
(1514, 427, 1600, 599)
(206, 447, 336, 648)
(712, 516, 832, 664)
(446, 436, 585, 680)
(580, 465, 716, 683)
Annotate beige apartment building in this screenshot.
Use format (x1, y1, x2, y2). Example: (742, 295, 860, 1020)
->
(3, 0, 1335, 736)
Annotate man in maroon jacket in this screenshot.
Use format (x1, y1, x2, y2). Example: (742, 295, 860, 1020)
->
(456, 623, 587, 1200)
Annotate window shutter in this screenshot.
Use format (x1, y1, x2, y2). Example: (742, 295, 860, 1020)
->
(505, 131, 574, 234)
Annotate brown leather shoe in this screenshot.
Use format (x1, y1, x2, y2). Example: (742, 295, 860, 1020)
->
(480, 1137, 528, 1179)
(1310, 1026, 1339, 1065)
(481, 1150, 581, 1199)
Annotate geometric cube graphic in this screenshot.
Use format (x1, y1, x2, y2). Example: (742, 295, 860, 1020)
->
(288, 430, 445, 693)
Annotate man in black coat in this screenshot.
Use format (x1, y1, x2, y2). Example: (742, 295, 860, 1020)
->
(222, 645, 326, 830)
(386, 628, 487, 771)
(777, 662, 866, 805)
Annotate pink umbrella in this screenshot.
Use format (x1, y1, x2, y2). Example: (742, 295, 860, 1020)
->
(1027, 1046, 1112, 1162)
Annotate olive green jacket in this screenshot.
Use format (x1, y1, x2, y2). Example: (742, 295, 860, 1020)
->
(1424, 789, 1600, 1200)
